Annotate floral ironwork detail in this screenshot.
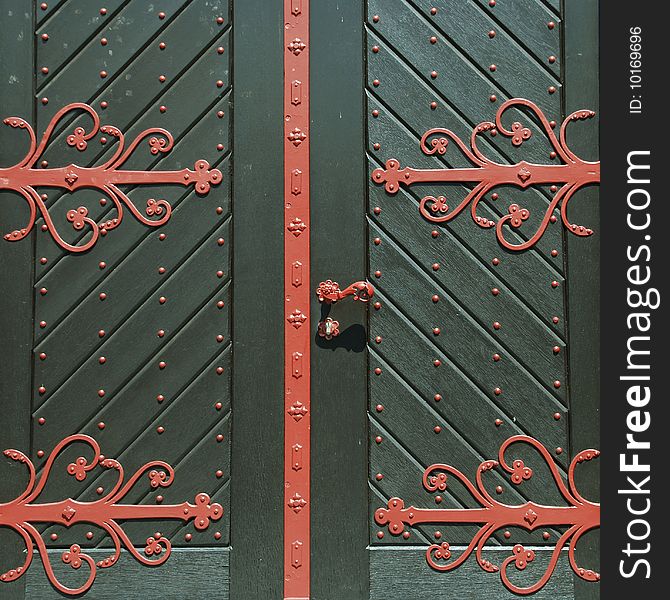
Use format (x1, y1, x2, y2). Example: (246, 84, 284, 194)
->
(317, 316, 340, 340)
(374, 435, 600, 595)
(371, 98, 600, 251)
(315, 279, 375, 303)
(0, 434, 223, 595)
(1, 102, 222, 253)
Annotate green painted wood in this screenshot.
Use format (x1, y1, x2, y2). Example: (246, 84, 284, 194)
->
(24, 549, 230, 600)
(369, 547, 574, 600)
(230, 0, 284, 597)
(0, 3, 34, 598)
(310, 1, 369, 598)
(564, 1, 600, 599)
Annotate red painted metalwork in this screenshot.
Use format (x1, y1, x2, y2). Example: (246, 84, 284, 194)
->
(0, 435, 222, 596)
(371, 98, 600, 251)
(375, 435, 600, 595)
(315, 279, 375, 304)
(1, 103, 222, 252)
(284, 1, 310, 597)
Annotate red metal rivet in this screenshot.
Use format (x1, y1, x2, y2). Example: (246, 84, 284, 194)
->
(217, 46, 225, 54)
(159, 42, 166, 50)
(216, 434, 225, 442)
(488, 30, 496, 38)
(375, 404, 384, 412)
(430, 70, 438, 79)
(157, 394, 165, 403)
(215, 402, 223, 410)
(39, 287, 47, 296)
(158, 11, 166, 19)
(40, 2, 47, 9)
(432, 263, 439, 271)
(495, 418, 503, 426)
(434, 531, 441, 539)
(550, 215, 557, 223)
(503, 530, 511, 539)
(493, 321, 501, 330)
(184, 533, 192, 542)
(217, 300, 225, 309)
(433, 359, 441, 367)
(377, 531, 384, 539)
(372, 79, 380, 87)
(491, 192, 499, 200)
(98, 389, 105, 397)
(493, 353, 501, 362)
(491, 288, 499, 296)
(373, 301, 381, 310)
(98, 330, 105, 338)
(159, 361, 167, 369)
(373, 237, 381, 245)
(37, 450, 45, 458)
(86, 531, 94, 539)
(216, 16, 224, 24)
(553, 346, 561, 354)
(434, 425, 441, 434)
(99, 356, 106, 364)
(432, 294, 439, 303)
(430, 36, 437, 44)
(100, 38, 108, 46)
(403, 531, 411, 539)
(373, 206, 381, 215)
(375, 436, 382, 444)
(492, 257, 500, 265)
(372, 14, 380, 22)
(216, 80, 224, 88)
(552, 316, 560, 324)
(372, 45, 379, 53)
(549, 55, 556, 64)
(553, 412, 561, 420)
(543, 531, 551, 540)
(100, 7, 107, 15)
(159, 296, 167, 304)
(489, 94, 497, 102)
(159, 74, 166, 83)
(496, 485, 503, 494)
(375, 473, 383, 481)
(373, 142, 381, 150)
(96, 487, 104, 495)
(432, 327, 440, 335)
(159, 105, 167, 113)
(98, 422, 105, 430)
(41, 66, 49, 75)
(374, 270, 382, 278)
(372, 109, 379, 118)
(39, 352, 47, 360)
(434, 394, 442, 402)
(551, 280, 559, 288)
(374, 367, 382, 375)
(100, 101, 108, 109)
(430, 7, 437, 15)
(216, 366, 224, 375)
(430, 101, 438, 110)
(494, 387, 502, 396)
(489, 0, 496, 6)
(157, 329, 165, 337)
(38, 386, 46, 395)
(217, 270, 224, 278)
(548, 21, 556, 30)
(100, 70, 107, 79)
(551, 249, 559, 257)
(489, 64, 496, 72)
(41, 33, 49, 42)
(39, 320, 47, 329)
(158, 267, 166, 274)
(40, 257, 47, 265)
(216, 207, 224, 215)
(553, 380, 561, 389)
(50, 533, 58, 541)
(375, 336, 382, 344)
(548, 86, 556, 94)
(217, 110, 225, 118)
(157, 426, 165, 434)
(99, 261, 106, 269)
(41, 98, 48, 106)
(435, 496, 442, 504)
(555, 447, 563, 455)
(216, 334, 224, 343)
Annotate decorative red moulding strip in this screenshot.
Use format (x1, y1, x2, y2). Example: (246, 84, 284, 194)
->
(0, 435, 223, 596)
(374, 435, 600, 596)
(371, 98, 600, 251)
(284, 1, 310, 598)
(1, 103, 222, 253)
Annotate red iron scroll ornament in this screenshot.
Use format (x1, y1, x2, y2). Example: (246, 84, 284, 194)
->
(371, 98, 600, 251)
(1, 103, 222, 253)
(0, 435, 223, 595)
(375, 436, 600, 595)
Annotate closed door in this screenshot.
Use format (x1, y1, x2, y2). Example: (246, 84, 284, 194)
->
(1, 1, 599, 599)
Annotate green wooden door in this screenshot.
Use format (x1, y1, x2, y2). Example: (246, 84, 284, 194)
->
(1, 1, 599, 599)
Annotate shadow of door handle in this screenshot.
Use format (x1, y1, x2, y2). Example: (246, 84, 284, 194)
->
(315, 279, 374, 339)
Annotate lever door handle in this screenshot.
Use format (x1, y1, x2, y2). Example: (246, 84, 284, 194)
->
(315, 279, 374, 339)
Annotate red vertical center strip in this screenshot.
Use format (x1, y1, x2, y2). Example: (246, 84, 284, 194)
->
(284, 1, 310, 599)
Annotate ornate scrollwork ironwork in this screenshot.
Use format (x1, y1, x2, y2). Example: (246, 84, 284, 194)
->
(374, 435, 600, 595)
(1, 103, 222, 253)
(371, 98, 600, 251)
(0, 435, 223, 595)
